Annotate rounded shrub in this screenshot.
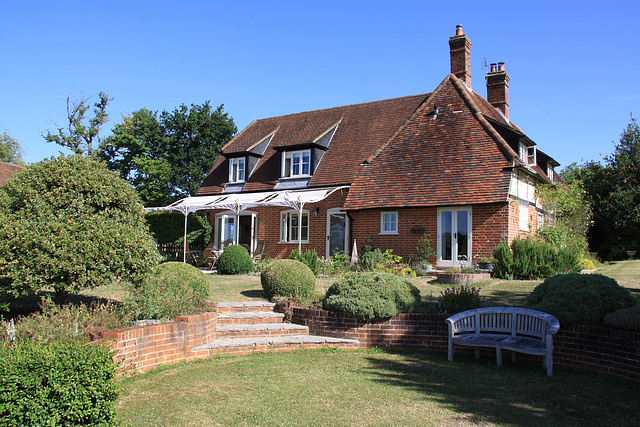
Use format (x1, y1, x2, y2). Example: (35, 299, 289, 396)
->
(128, 262, 210, 320)
(526, 273, 637, 325)
(260, 259, 316, 301)
(323, 272, 421, 322)
(604, 306, 640, 332)
(216, 244, 254, 275)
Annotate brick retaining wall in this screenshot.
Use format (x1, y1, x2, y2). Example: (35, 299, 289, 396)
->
(102, 311, 218, 375)
(292, 307, 640, 382)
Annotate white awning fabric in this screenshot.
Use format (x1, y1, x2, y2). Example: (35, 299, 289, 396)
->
(144, 186, 349, 260)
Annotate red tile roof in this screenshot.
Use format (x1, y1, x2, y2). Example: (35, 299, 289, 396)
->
(0, 161, 25, 186)
(197, 94, 428, 195)
(344, 75, 515, 210)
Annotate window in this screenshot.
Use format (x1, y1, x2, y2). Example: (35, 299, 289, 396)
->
(380, 211, 398, 234)
(280, 211, 309, 243)
(519, 201, 529, 231)
(282, 150, 311, 178)
(229, 157, 246, 183)
(518, 144, 536, 166)
(547, 164, 554, 181)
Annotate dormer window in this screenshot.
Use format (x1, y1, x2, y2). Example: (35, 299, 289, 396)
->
(282, 149, 311, 178)
(519, 143, 536, 166)
(229, 157, 246, 183)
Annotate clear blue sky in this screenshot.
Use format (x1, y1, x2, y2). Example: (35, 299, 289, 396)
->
(1, 0, 638, 170)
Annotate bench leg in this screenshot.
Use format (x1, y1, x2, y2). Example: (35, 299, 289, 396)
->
(475, 348, 480, 359)
(546, 356, 553, 377)
(448, 338, 453, 362)
(496, 347, 503, 367)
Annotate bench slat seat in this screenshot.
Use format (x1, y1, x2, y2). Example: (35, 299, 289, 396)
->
(446, 307, 560, 376)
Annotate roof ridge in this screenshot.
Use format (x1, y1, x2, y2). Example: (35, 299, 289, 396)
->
(362, 76, 452, 165)
(251, 93, 431, 123)
(449, 74, 520, 164)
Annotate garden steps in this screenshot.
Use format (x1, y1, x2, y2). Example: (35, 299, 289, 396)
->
(189, 301, 359, 356)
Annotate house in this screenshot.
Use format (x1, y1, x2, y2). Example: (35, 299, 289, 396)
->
(0, 161, 25, 186)
(192, 25, 559, 268)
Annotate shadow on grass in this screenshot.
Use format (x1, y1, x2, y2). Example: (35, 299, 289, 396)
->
(240, 289, 265, 299)
(362, 349, 640, 426)
(484, 290, 531, 307)
(1, 291, 116, 321)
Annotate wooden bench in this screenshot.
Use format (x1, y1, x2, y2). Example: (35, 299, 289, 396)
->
(446, 307, 560, 376)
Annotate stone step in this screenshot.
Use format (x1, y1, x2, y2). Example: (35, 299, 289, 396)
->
(216, 323, 309, 338)
(191, 335, 359, 356)
(216, 301, 275, 313)
(217, 311, 284, 325)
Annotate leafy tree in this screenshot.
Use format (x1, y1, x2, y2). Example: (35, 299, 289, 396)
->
(0, 155, 160, 306)
(565, 115, 640, 259)
(99, 102, 236, 206)
(0, 131, 25, 166)
(536, 179, 591, 254)
(43, 92, 112, 156)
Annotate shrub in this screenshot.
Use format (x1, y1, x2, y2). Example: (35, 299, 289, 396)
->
(319, 253, 352, 277)
(1, 298, 129, 344)
(127, 262, 210, 320)
(0, 340, 118, 426)
(526, 273, 638, 325)
(289, 248, 321, 276)
(261, 259, 316, 301)
(323, 272, 421, 321)
(580, 257, 597, 270)
(439, 285, 483, 314)
(0, 154, 159, 305)
(604, 306, 640, 332)
(216, 245, 254, 275)
(492, 238, 580, 280)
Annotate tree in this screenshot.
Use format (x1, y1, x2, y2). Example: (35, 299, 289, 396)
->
(44, 92, 112, 156)
(566, 115, 640, 259)
(0, 131, 25, 166)
(99, 102, 236, 207)
(0, 154, 160, 305)
(536, 179, 591, 254)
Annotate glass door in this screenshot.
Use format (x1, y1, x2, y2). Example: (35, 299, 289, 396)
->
(437, 208, 471, 267)
(326, 210, 347, 258)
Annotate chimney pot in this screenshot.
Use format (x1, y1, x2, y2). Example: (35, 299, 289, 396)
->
(490, 63, 497, 72)
(456, 25, 464, 36)
(498, 62, 505, 72)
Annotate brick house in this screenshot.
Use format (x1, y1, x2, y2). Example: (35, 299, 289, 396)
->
(185, 26, 559, 268)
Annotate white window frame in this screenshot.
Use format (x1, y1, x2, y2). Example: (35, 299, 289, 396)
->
(380, 211, 398, 235)
(280, 210, 309, 243)
(518, 143, 536, 166)
(229, 157, 246, 183)
(547, 164, 554, 181)
(282, 149, 311, 178)
(519, 201, 530, 231)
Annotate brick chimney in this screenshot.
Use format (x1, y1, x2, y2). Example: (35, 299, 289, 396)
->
(486, 62, 510, 120)
(449, 24, 472, 88)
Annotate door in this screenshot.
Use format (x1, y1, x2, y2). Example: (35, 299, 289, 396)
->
(326, 209, 348, 258)
(215, 211, 257, 253)
(437, 208, 472, 267)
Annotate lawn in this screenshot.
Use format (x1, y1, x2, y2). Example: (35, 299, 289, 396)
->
(116, 348, 640, 427)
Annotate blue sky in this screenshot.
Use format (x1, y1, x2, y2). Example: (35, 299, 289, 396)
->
(1, 0, 638, 170)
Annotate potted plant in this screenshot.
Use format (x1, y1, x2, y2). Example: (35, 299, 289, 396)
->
(477, 257, 494, 272)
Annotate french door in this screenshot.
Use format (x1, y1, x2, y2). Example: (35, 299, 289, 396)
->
(326, 209, 348, 258)
(437, 208, 472, 267)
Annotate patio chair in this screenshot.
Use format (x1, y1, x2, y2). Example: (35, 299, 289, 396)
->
(252, 240, 268, 263)
(204, 248, 221, 270)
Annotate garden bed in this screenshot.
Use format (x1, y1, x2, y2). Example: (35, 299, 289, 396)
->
(435, 271, 491, 284)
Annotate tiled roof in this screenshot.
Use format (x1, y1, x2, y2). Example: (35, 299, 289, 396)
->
(197, 94, 428, 195)
(0, 161, 25, 185)
(344, 75, 515, 210)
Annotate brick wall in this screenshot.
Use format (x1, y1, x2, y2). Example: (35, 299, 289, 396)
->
(103, 311, 218, 375)
(292, 307, 640, 382)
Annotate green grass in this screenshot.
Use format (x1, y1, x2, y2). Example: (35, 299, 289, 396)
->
(116, 348, 640, 426)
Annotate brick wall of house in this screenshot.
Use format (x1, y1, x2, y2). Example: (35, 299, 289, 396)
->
(349, 203, 512, 264)
(292, 307, 640, 382)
